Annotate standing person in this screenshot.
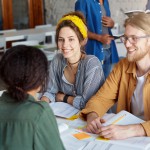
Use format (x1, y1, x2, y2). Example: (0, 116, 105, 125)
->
(0, 45, 65, 150)
(75, 0, 119, 78)
(146, 0, 150, 10)
(41, 11, 105, 110)
(80, 12, 150, 139)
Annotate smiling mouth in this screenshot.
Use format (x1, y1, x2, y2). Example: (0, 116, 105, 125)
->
(127, 48, 137, 54)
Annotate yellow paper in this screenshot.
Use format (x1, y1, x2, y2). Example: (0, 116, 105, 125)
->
(67, 114, 79, 120)
(96, 136, 109, 141)
(73, 132, 91, 140)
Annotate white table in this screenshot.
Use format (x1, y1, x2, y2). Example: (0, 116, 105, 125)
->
(0, 26, 56, 46)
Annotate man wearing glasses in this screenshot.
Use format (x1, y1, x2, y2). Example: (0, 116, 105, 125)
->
(80, 12, 150, 140)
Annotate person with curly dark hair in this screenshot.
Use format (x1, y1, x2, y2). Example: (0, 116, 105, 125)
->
(0, 45, 65, 150)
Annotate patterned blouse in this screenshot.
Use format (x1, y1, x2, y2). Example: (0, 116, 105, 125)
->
(42, 53, 105, 109)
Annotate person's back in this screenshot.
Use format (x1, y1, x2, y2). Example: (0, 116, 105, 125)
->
(0, 93, 64, 150)
(0, 45, 65, 150)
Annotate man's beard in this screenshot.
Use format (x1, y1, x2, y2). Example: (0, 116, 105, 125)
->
(127, 47, 150, 62)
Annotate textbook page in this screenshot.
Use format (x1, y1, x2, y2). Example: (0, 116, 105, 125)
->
(125, 9, 150, 17)
(49, 102, 79, 118)
(102, 110, 144, 126)
(59, 125, 90, 150)
(83, 141, 142, 150)
(109, 137, 150, 150)
(96, 110, 150, 150)
(58, 119, 96, 150)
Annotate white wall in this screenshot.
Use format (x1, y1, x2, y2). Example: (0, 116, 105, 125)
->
(45, 0, 147, 30)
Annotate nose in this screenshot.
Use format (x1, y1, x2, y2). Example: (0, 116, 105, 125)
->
(124, 39, 132, 49)
(62, 39, 69, 47)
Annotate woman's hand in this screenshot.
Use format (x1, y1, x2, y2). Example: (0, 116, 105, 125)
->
(41, 96, 51, 103)
(56, 92, 65, 102)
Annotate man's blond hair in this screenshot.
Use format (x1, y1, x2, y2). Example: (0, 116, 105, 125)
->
(124, 12, 150, 35)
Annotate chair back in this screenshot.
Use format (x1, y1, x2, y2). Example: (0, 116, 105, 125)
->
(12, 40, 39, 47)
(27, 33, 46, 45)
(0, 37, 6, 53)
(35, 24, 52, 29)
(0, 29, 17, 34)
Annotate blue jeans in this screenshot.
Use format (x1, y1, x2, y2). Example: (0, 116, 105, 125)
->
(101, 48, 112, 79)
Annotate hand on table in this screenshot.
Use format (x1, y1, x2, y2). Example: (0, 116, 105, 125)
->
(56, 92, 65, 102)
(86, 113, 146, 140)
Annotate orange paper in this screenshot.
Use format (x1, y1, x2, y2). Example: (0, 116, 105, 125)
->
(73, 132, 91, 140)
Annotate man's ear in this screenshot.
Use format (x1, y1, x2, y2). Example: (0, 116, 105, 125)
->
(80, 38, 88, 47)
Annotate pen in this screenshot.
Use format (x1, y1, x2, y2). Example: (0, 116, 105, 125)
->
(111, 114, 126, 124)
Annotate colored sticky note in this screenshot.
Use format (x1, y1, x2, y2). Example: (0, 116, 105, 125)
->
(73, 132, 91, 140)
(67, 114, 79, 120)
(96, 136, 109, 141)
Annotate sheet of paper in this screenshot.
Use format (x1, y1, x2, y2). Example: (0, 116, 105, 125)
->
(68, 118, 87, 129)
(102, 110, 144, 126)
(83, 141, 142, 150)
(50, 102, 79, 118)
(110, 137, 150, 150)
(58, 123, 69, 133)
(60, 128, 89, 150)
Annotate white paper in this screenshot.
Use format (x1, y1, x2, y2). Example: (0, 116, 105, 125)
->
(49, 102, 79, 118)
(58, 123, 69, 133)
(102, 110, 144, 126)
(83, 141, 142, 150)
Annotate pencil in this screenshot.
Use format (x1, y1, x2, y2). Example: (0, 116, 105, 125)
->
(111, 114, 126, 124)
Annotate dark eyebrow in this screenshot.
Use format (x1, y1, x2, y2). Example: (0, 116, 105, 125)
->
(58, 36, 75, 39)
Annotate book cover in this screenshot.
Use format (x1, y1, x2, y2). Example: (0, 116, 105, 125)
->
(125, 9, 150, 17)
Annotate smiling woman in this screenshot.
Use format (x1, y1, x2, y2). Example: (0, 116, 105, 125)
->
(40, 11, 105, 110)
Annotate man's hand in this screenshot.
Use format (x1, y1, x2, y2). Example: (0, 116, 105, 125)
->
(86, 112, 146, 140)
(102, 16, 114, 28)
(99, 124, 146, 140)
(85, 112, 105, 134)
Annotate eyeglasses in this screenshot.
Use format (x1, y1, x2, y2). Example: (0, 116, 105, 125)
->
(120, 35, 150, 44)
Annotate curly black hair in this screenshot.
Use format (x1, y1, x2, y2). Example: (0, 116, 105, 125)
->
(0, 45, 49, 102)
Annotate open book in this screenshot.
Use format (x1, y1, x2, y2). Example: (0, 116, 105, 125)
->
(102, 110, 144, 126)
(49, 102, 79, 118)
(57, 110, 150, 150)
(125, 9, 150, 17)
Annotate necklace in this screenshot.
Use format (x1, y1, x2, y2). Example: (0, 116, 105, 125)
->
(67, 53, 82, 66)
(67, 53, 83, 95)
(67, 61, 78, 77)
(68, 59, 80, 65)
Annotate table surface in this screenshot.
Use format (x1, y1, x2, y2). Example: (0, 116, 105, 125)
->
(0, 26, 56, 42)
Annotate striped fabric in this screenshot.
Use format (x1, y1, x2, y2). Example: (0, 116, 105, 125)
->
(42, 53, 105, 109)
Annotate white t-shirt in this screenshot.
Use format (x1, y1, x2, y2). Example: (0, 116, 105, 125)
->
(131, 75, 146, 120)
